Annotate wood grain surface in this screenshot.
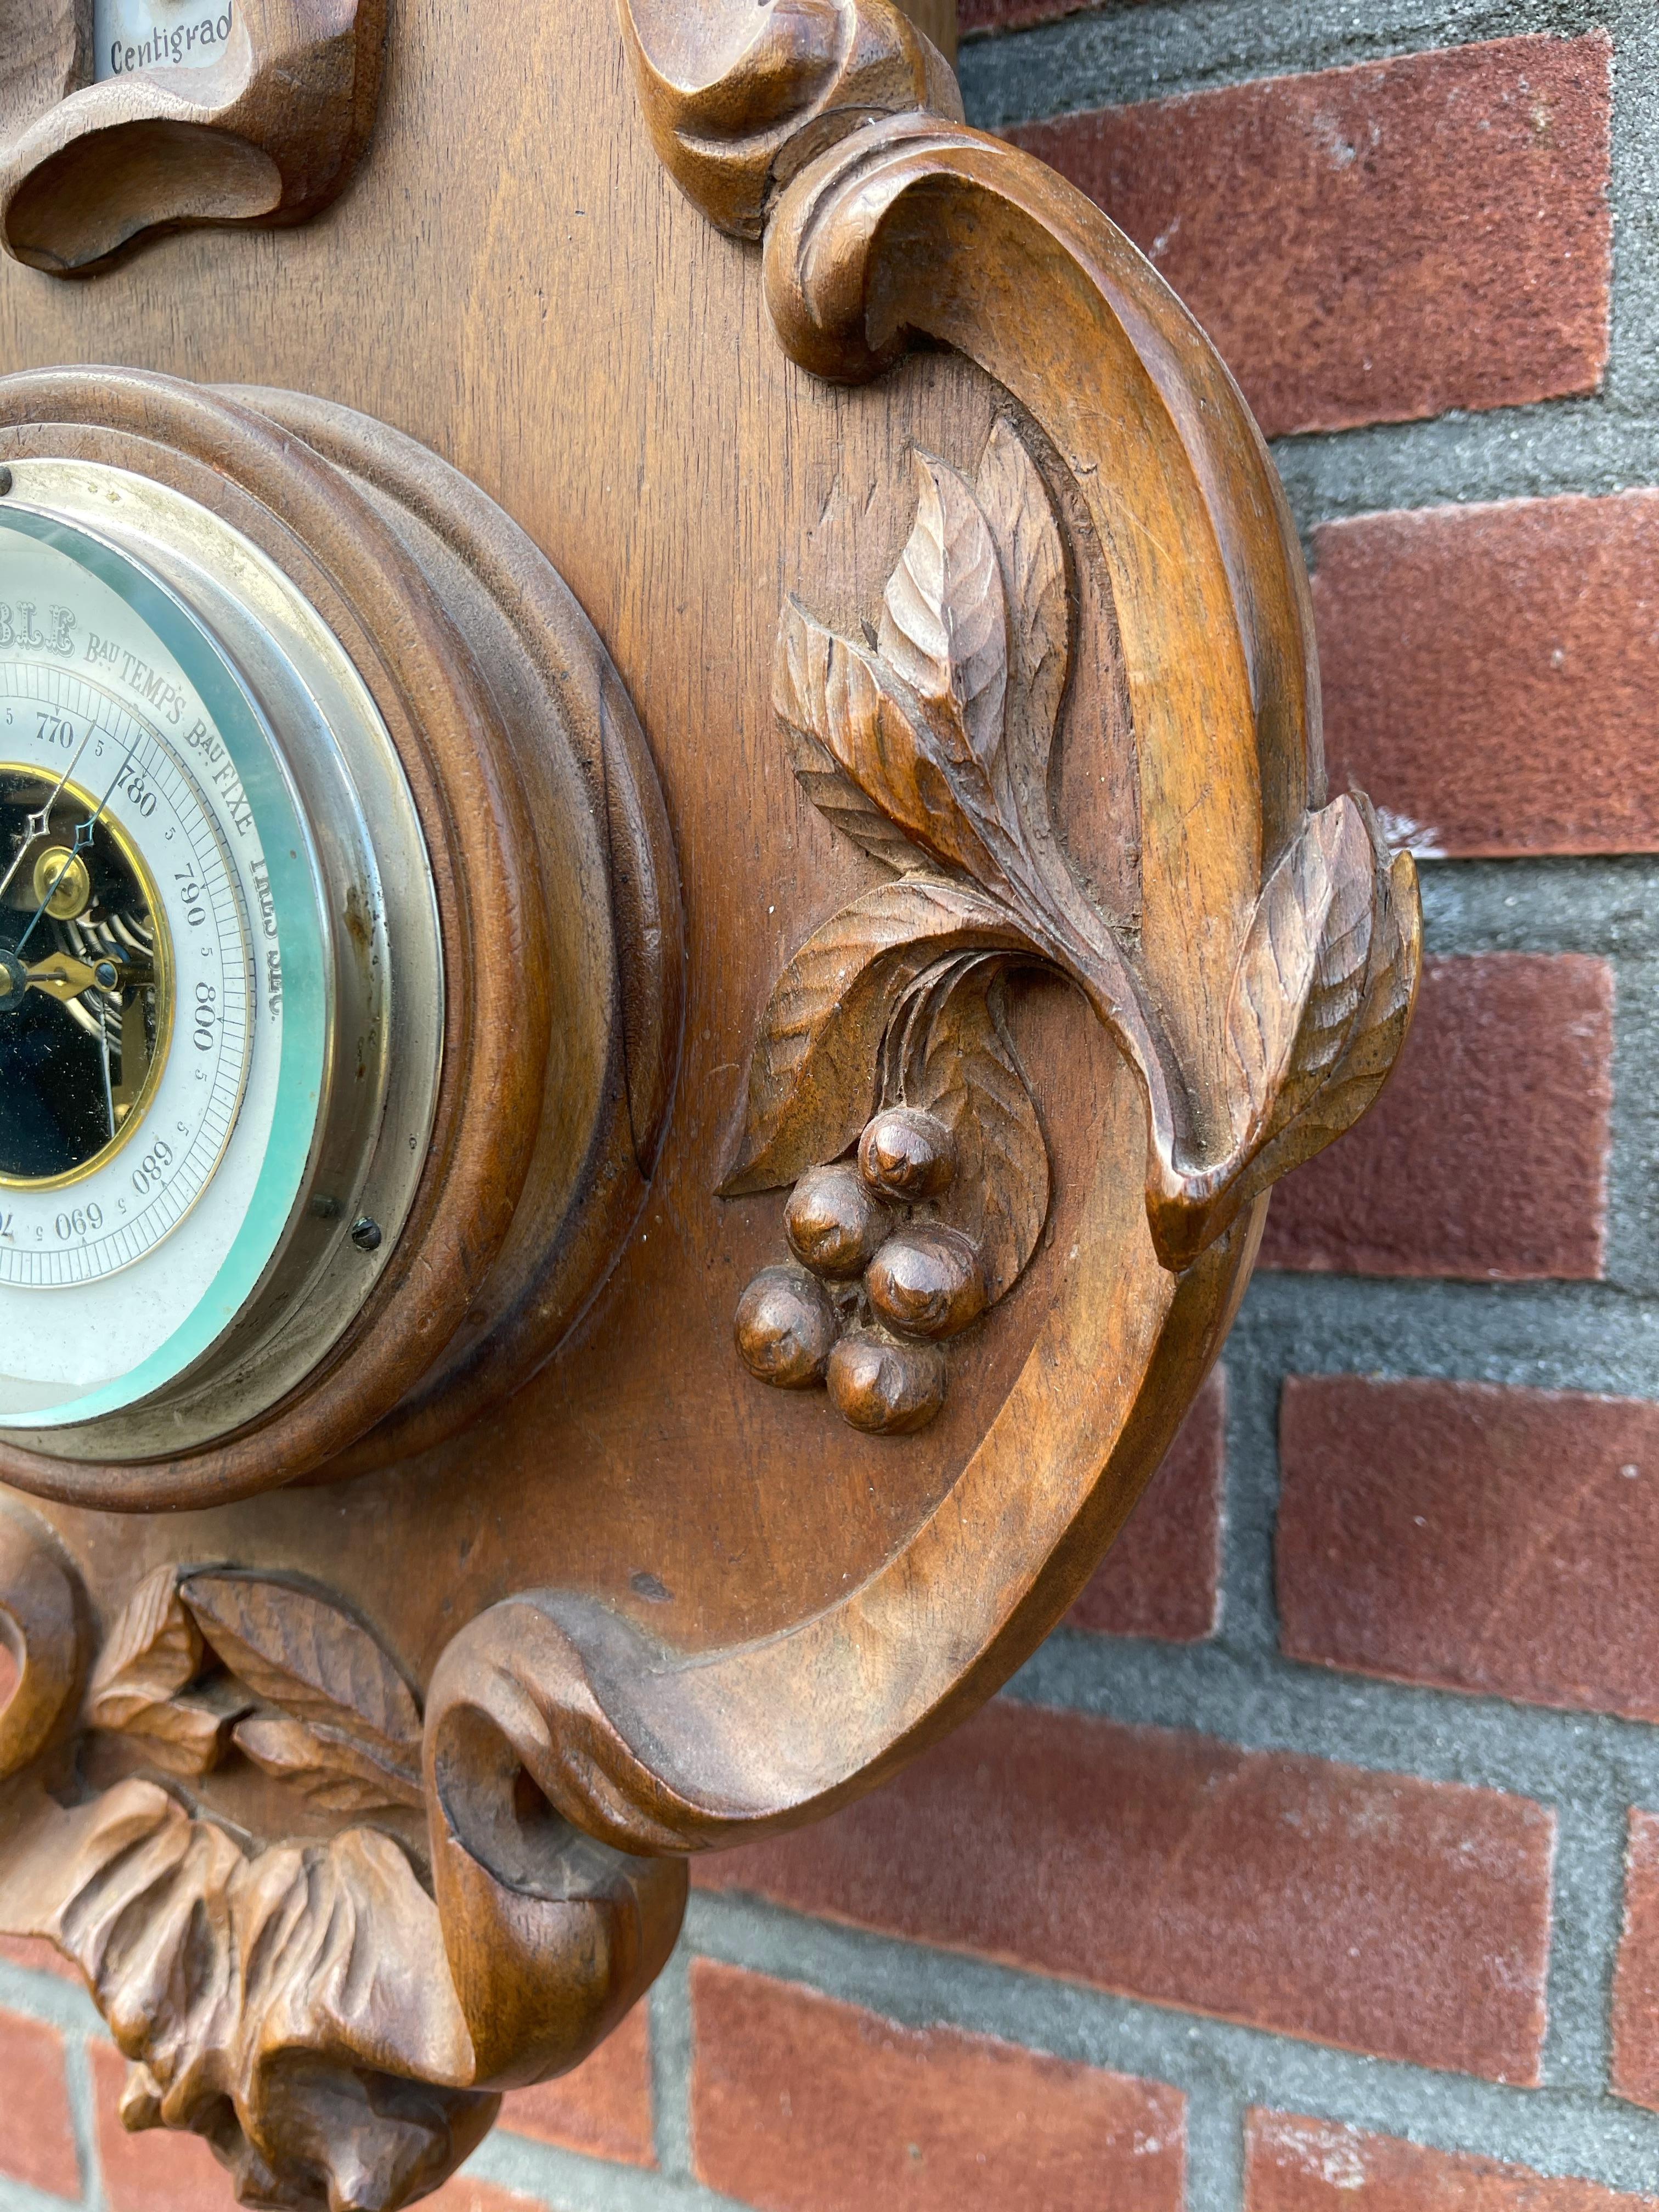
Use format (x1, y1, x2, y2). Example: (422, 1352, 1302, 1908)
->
(0, 1, 1421, 2199)
(0, 0, 1416, 1840)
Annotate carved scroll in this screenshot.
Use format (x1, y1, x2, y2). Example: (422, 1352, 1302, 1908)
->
(0, 1521, 684, 2211)
(618, 4, 1420, 1448)
(0, 0, 387, 273)
(618, 0, 961, 240)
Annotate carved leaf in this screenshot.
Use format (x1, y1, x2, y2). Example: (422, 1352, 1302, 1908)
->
(9, 1780, 484, 2210)
(87, 1566, 201, 1735)
(878, 450, 1009, 776)
(786, 726, 922, 874)
(775, 595, 989, 882)
(905, 962, 1049, 1302)
(180, 1574, 421, 1759)
(234, 1712, 425, 1815)
(121, 1680, 255, 1779)
(721, 875, 1035, 1196)
(1224, 796, 1378, 1154)
(975, 418, 1070, 797)
(1265, 847, 1421, 1161)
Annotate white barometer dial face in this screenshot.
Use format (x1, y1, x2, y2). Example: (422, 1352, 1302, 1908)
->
(0, 474, 442, 1451)
(0, 695, 256, 1279)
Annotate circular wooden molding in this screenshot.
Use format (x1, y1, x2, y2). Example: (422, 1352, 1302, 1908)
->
(0, 368, 681, 1510)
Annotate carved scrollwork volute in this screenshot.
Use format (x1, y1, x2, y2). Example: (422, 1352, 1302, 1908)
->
(424, 1597, 689, 2091)
(0, 1523, 684, 2210)
(619, 0, 962, 239)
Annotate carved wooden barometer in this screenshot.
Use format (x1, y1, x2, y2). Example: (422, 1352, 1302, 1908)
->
(0, 2, 1419, 2205)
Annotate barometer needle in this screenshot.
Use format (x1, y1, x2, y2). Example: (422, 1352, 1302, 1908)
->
(14, 736, 138, 958)
(0, 727, 93, 904)
(97, 990, 116, 1141)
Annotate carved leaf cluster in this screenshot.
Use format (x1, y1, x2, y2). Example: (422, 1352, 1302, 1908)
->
(730, 420, 1075, 1296)
(86, 1567, 424, 1815)
(731, 411, 1421, 1339)
(28, 1780, 489, 2211)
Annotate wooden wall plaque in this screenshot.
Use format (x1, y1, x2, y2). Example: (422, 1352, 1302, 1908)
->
(0, 2, 1419, 2204)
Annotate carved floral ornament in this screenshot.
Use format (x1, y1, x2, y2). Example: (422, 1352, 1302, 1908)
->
(0, 1512, 686, 2209)
(0, 2, 1420, 2208)
(726, 421, 1417, 1432)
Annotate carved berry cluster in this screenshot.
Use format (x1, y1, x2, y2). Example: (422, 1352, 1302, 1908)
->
(735, 1106, 989, 1433)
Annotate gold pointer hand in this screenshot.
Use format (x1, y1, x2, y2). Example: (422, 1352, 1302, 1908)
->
(20, 952, 103, 1002)
(20, 953, 150, 1002)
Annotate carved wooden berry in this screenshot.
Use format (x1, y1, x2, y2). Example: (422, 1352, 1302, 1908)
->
(860, 1107, 958, 1200)
(785, 1164, 893, 1278)
(827, 1330, 948, 1435)
(867, 1225, 988, 1341)
(734, 1266, 839, 1387)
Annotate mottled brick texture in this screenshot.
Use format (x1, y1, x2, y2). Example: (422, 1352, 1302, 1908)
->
(1009, 36, 1612, 438)
(1068, 1367, 1224, 1639)
(1279, 1379, 1659, 1723)
(1246, 2113, 1659, 2208)
(690, 1962, 1185, 2211)
(1613, 1812, 1659, 2114)
(1258, 956, 1612, 1280)
(961, 0, 1083, 29)
(421, 2181, 545, 2212)
(695, 1700, 1554, 2081)
(0, 2006, 79, 2197)
(0, 1927, 78, 1978)
(503, 1997, 655, 2165)
(1317, 493, 1659, 857)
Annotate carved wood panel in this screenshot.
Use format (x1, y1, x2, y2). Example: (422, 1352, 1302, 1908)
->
(0, 2, 1419, 2203)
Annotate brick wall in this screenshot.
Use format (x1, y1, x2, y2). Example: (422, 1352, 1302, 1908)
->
(5, 5, 1658, 2210)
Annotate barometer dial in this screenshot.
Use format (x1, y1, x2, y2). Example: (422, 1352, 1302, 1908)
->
(0, 369, 676, 1508)
(0, 471, 442, 1457)
(0, 741, 243, 1257)
(0, 758, 179, 1198)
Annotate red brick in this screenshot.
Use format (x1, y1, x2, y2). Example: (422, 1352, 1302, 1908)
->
(1068, 1368, 1224, 1640)
(93, 2041, 229, 2212)
(1612, 1811, 1659, 2113)
(1280, 1379, 1659, 1722)
(0, 2006, 79, 2197)
(690, 1961, 1184, 2212)
(420, 2176, 546, 2212)
(961, 0, 1087, 30)
(1317, 493, 1659, 858)
(0, 1929, 80, 1979)
(695, 1701, 1553, 2081)
(503, 1997, 654, 2166)
(1009, 36, 1612, 439)
(1248, 2111, 1659, 2208)
(1257, 955, 1611, 1280)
